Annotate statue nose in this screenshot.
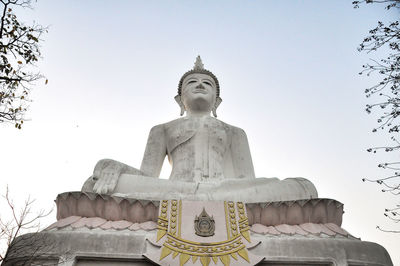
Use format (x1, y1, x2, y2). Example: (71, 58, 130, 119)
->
(196, 83, 205, 89)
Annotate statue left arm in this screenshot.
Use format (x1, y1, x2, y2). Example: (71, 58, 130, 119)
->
(140, 124, 167, 177)
(230, 127, 256, 179)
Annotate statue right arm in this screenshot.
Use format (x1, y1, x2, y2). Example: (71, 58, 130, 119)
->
(140, 124, 167, 177)
(230, 126, 256, 179)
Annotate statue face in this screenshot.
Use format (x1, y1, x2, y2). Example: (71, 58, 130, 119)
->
(181, 73, 217, 113)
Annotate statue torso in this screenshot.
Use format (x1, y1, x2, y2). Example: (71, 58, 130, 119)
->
(164, 116, 232, 182)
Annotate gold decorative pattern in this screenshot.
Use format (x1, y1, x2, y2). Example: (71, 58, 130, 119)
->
(160, 233, 249, 265)
(224, 201, 231, 239)
(178, 199, 182, 237)
(165, 233, 243, 255)
(180, 253, 190, 266)
(170, 200, 178, 236)
(157, 200, 169, 242)
(157, 200, 252, 265)
(227, 201, 238, 237)
(200, 256, 211, 266)
(236, 202, 251, 243)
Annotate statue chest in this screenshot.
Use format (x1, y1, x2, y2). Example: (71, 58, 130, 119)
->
(165, 118, 229, 155)
(165, 118, 230, 181)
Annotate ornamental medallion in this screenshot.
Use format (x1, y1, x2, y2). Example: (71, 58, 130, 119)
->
(194, 208, 215, 237)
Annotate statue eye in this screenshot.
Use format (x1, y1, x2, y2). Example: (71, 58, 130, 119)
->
(187, 80, 197, 84)
(203, 81, 212, 86)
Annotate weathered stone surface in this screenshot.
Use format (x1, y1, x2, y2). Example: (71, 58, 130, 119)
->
(81, 57, 318, 202)
(250, 236, 392, 266)
(4, 228, 392, 265)
(55, 192, 343, 226)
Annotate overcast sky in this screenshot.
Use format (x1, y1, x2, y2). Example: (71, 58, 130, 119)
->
(1, 0, 399, 264)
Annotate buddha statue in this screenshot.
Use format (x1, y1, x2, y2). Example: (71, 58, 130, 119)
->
(82, 56, 317, 202)
(6, 57, 392, 266)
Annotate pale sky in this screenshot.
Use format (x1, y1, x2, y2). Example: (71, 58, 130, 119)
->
(1, 0, 399, 264)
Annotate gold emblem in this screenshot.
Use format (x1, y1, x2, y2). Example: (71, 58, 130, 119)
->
(194, 208, 215, 237)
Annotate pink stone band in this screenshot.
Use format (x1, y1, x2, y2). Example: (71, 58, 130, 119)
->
(56, 192, 343, 227)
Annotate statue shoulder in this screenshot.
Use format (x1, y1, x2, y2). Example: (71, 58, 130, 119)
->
(147, 123, 166, 137)
(163, 117, 186, 128)
(148, 118, 185, 133)
(216, 119, 247, 137)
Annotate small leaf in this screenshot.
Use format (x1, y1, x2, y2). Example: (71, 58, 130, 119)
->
(17, 61, 22, 64)
(45, 79, 48, 85)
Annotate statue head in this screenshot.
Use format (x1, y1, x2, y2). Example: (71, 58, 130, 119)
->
(175, 56, 222, 117)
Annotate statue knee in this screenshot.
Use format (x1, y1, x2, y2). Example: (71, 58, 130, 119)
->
(95, 158, 114, 169)
(93, 158, 120, 174)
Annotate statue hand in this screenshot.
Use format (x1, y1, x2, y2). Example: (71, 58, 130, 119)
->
(92, 162, 122, 194)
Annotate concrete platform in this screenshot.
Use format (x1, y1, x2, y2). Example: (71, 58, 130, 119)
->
(4, 226, 392, 266)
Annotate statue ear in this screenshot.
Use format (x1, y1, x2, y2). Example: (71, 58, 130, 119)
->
(174, 95, 186, 116)
(212, 97, 222, 117)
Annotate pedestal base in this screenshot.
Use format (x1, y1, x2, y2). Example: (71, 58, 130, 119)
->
(5, 228, 392, 266)
(3, 194, 393, 266)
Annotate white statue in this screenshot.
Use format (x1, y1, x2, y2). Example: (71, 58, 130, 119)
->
(82, 56, 317, 202)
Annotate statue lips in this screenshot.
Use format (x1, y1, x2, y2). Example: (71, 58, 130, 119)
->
(193, 89, 207, 94)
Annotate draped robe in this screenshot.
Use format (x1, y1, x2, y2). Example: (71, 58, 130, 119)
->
(140, 116, 255, 182)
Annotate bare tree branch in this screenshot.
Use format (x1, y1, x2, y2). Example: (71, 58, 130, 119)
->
(355, 0, 400, 231)
(0, 186, 52, 265)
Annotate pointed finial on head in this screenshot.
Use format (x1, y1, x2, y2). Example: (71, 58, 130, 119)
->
(193, 55, 204, 70)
